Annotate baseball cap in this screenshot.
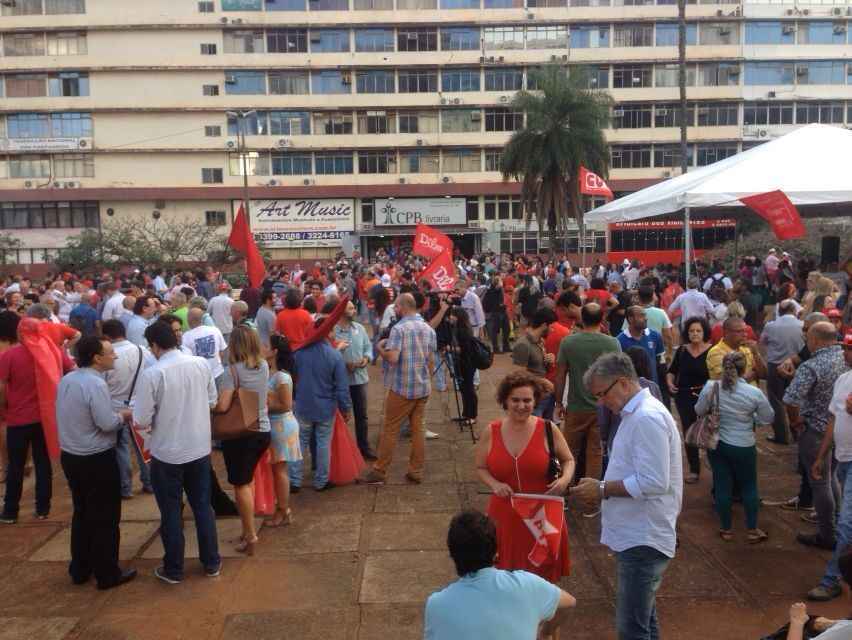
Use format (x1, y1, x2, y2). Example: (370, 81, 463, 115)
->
(769, 248, 777, 253)
(381, 274, 392, 287)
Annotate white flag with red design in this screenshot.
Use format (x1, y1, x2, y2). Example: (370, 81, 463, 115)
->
(579, 166, 614, 200)
(511, 493, 565, 567)
(131, 424, 152, 465)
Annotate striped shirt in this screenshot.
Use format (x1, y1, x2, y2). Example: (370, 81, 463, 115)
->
(383, 314, 437, 399)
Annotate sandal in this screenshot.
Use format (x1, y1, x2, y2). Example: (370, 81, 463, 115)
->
(234, 535, 259, 556)
(268, 508, 293, 528)
(747, 529, 769, 544)
(685, 473, 699, 485)
(719, 529, 734, 542)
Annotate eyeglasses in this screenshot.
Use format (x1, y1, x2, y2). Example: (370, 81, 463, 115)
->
(592, 378, 621, 400)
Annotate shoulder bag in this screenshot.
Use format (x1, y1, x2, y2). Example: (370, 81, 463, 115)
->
(125, 345, 144, 406)
(211, 365, 261, 441)
(544, 419, 562, 482)
(685, 381, 720, 451)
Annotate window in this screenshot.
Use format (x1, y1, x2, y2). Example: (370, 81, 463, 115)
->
(2, 0, 42, 15)
(570, 25, 609, 48)
(745, 21, 796, 45)
(655, 23, 697, 46)
(442, 149, 480, 172)
(612, 104, 652, 129)
(613, 24, 653, 47)
(441, 27, 480, 50)
(655, 64, 695, 87)
(361, 199, 374, 223)
(310, 29, 350, 53)
(4, 33, 45, 57)
(398, 28, 438, 52)
(359, 150, 397, 174)
(227, 111, 268, 135)
(653, 144, 692, 168)
(313, 112, 354, 134)
(440, 0, 478, 7)
(527, 0, 563, 6)
(45, 0, 85, 13)
(796, 101, 844, 124)
(399, 150, 439, 173)
(7, 114, 49, 138)
(198, 1, 215, 12)
(225, 30, 265, 53)
(5, 74, 47, 98)
(610, 145, 651, 168)
(397, 0, 436, 7)
(48, 72, 89, 97)
(696, 144, 737, 166)
(205, 125, 222, 137)
(485, 0, 522, 6)
(356, 70, 395, 94)
(0, 202, 96, 232)
(697, 62, 740, 86)
(399, 111, 439, 133)
(269, 71, 309, 95)
(484, 68, 523, 91)
(272, 152, 312, 175)
(269, 111, 310, 135)
(696, 102, 738, 126)
(201, 43, 217, 55)
(54, 153, 94, 178)
(743, 101, 794, 125)
(354, 0, 393, 8)
(50, 112, 92, 137)
(206, 211, 227, 226)
(399, 70, 438, 93)
(654, 103, 694, 127)
(580, 66, 609, 89)
(442, 109, 481, 133)
(358, 110, 396, 134)
(526, 25, 569, 49)
(224, 71, 265, 95)
(315, 152, 353, 174)
(355, 29, 395, 52)
(796, 61, 845, 85)
(308, 0, 348, 9)
(483, 26, 525, 50)
(500, 232, 538, 253)
(485, 108, 522, 132)
(312, 70, 352, 94)
(46, 32, 87, 55)
(267, 29, 307, 53)
(466, 196, 479, 221)
(442, 68, 480, 92)
(698, 23, 739, 45)
(9, 154, 51, 178)
(266, 0, 306, 9)
(229, 152, 269, 176)
(484, 195, 521, 220)
(800, 21, 847, 45)
(222, 0, 261, 8)
(613, 65, 652, 88)
(203, 84, 220, 96)
(744, 62, 794, 85)
(485, 149, 502, 171)
(202, 168, 224, 183)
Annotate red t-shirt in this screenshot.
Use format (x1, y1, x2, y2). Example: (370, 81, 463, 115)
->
(585, 289, 612, 307)
(41, 322, 78, 347)
(710, 323, 756, 345)
(275, 308, 314, 349)
(0, 344, 74, 427)
(543, 321, 572, 383)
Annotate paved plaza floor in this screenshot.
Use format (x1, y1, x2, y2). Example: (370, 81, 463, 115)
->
(2, 355, 851, 639)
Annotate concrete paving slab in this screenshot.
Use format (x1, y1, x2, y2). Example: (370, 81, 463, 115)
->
(0, 524, 63, 560)
(373, 484, 461, 514)
(358, 605, 423, 640)
(117, 493, 161, 521)
(383, 459, 457, 485)
(0, 617, 78, 640)
(142, 517, 264, 559)
(222, 608, 359, 640)
(563, 545, 611, 601)
(30, 521, 159, 562)
(359, 551, 454, 604)
(289, 483, 374, 516)
(0, 562, 114, 617)
(255, 513, 362, 556)
(366, 513, 454, 552)
(65, 612, 224, 640)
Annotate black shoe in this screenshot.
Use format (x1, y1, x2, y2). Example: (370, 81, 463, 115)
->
(316, 482, 336, 492)
(291, 486, 301, 494)
(797, 532, 836, 550)
(0, 514, 17, 525)
(71, 574, 91, 586)
(97, 568, 137, 591)
(360, 449, 378, 462)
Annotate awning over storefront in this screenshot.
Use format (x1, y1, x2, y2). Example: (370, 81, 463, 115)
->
(355, 225, 486, 237)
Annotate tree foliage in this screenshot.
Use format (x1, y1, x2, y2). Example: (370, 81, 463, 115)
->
(0, 233, 22, 265)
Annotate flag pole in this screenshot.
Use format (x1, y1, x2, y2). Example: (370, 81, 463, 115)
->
(683, 206, 691, 283)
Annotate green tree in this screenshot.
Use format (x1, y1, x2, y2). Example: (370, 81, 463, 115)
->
(0, 233, 22, 265)
(501, 64, 613, 250)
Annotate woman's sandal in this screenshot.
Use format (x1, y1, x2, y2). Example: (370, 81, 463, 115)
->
(268, 508, 293, 528)
(235, 535, 259, 556)
(747, 529, 769, 544)
(719, 529, 734, 542)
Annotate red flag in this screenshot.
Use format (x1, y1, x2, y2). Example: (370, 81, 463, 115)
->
(130, 424, 152, 465)
(510, 493, 565, 568)
(420, 250, 457, 292)
(579, 166, 614, 200)
(227, 204, 266, 288)
(739, 190, 806, 240)
(413, 223, 454, 259)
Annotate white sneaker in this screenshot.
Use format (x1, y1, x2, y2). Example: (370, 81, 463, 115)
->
(582, 508, 601, 518)
(425, 430, 440, 440)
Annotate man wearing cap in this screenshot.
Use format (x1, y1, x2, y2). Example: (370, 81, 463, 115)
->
(828, 309, 844, 340)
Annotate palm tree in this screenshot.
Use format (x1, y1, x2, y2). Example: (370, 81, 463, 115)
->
(501, 64, 613, 253)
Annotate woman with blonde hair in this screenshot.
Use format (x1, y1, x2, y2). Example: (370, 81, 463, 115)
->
(695, 350, 774, 543)
(709, 300, 756, 344)
(214, 325, 271, 555)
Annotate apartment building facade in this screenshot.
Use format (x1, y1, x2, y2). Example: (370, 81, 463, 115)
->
(0, 0, 850, 265)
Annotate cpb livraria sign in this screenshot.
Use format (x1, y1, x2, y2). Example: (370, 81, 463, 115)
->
(376, 198, 466, 226)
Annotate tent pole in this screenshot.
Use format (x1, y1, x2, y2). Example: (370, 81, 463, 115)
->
(684, 206, 691, 283)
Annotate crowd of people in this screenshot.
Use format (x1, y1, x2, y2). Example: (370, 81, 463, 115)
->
(0, 245, 851, 637)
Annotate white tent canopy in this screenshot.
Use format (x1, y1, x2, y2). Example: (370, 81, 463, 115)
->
(585, 124, 852, 223)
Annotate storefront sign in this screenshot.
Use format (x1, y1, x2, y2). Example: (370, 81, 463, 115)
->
(376, 198, 466, 227)
(0, 138, 89, 152)
(245, 199, 355, 248)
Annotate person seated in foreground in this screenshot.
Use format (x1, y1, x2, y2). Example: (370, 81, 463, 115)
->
(787, 546, 852, 639)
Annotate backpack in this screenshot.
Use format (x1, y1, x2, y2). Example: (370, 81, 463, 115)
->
(469, 337, 494, 370)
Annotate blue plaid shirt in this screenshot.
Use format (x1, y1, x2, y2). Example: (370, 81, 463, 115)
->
(383, 314, 437, 399)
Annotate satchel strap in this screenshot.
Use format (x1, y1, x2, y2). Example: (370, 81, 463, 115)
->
(544, 419, 556, 459)
(230, 364, 240, 391)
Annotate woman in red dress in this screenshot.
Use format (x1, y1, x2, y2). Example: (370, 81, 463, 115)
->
(474, 371, 575, 584)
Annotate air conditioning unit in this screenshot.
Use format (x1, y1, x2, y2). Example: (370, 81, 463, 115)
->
(277, 139, 289, 147)
(612, 109, 625, 117)
(786, 8, 794, 15)
(470, 112, 481, 121)
(268, 179, 278, 186)
(662, 171, 671, 178)
(24, 181, 33, 188)
(452, 98, 462, 104)
(226, 140, 237, 149)
(551, 54, 559, 61)
(479, 56, 486, 63)
(416, 138, 424, 146)
(399, 177, 406, 184)
(65, 181, 78, 188)
(442, 176, 451, 183)
(233, 18, 243, 24)
(53, 181, 61, 188)
(440, 98, 448, 105)
(310, 34, 322, 43)
(488, 56, 495, 63)
(303, 178, 312, 185)
(833, 6, 843, 15)
(656, 108, 668, 116)
(782, 25, 796, 35)
(759, 129, 768, 137)
(78, 139, 88, 148)
(802, 8, 809, 15)
(225, 75, 237, 84)
(499, 95, 509, 103)
(716, 9, 723, 16)
(498, 56, 504, 62)
(220, 17, 229, 23)
(526, 12, 534, 19)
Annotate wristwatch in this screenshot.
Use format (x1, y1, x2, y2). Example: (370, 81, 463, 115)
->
(599, 481, 608, 500)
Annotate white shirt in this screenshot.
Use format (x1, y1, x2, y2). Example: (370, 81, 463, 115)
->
(152, 275, 167, 293)
(830, 371, 852, 463)
(602, 387, 683, 558)
(103, 339, 149, 411)
(668, 289, 715, 325)
(703, 274, 734, 292)
(101, 292, 126, 322)
(208, 293, 234, 336)
(623, 267, 640, 290)
(182, 325, 227, 379)
(51, 289, 73, 322)
(132, 350, 217, 465)
(461, 289, 485, 329)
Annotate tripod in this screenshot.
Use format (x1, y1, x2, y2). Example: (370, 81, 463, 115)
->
(434, 327, 477, 444)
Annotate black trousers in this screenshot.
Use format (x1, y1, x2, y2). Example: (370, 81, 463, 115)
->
(350, 383, 370, 453)
(674, 392, 702, 476)
(60, 449, 122, 588)
(486, 311, 511, 353)
(459, 361, 478, 420)
(4, 423, 52, 518)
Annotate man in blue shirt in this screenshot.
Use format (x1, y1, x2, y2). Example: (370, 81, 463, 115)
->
(424, 510, 575, 640)
(334, 301, 375, 460)
(68, 292, 99, 337)
(617, 306, 665, 384)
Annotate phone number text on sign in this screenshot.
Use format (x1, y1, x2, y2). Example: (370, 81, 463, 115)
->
(254, 230, 347, 247)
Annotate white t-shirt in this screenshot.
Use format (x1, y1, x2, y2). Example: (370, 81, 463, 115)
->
(830, 371, 852, 463)
(182, 325, 227, 379)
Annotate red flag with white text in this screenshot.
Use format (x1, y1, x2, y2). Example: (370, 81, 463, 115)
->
(510, 493, 565, 568)
(420, 250, 457, 292)
(739, 190, 806, 241)
(130, 424, 152, 465)
(227, 204, 266, 288)
(579, 166, 614, 200)
(413, 223, 454, 259)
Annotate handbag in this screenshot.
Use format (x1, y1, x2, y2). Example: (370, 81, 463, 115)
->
(544, 420, 562, 482)
(211, 365, 261, 441)
(685, 381, 720, 451)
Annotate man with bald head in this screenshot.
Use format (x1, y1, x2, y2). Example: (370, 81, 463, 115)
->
(785, 321, 848, 552)
(362, 292, 437, 485)
(181, 307, 227, 385)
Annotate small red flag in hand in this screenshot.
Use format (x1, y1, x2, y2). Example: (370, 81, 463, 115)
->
(420, 250, 457, 292)
(579, 166, 614, 200)
(227, 204, 266, 289)
(739, 190, 806, 240)
(511, 493, 565, 567)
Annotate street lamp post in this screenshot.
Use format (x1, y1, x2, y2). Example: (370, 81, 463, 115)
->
(226, 110, 257, 230)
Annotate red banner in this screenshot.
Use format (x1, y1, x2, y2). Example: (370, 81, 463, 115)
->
(131, 424, 152, 465)
(510, 493, 565, 568)
(227, 204, 266, 288)
(412, 223, 454, 259)
(579, 166, 614, 200)
(420, 250, 457, 292)
(739, 190, 806, 240)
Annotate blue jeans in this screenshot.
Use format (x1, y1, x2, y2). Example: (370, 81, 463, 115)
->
(296, 416, 334, 489)
(150, 455, 220, 579)
(821, 460, 852, 588)
(532, 393, 555, 420)
(116, 424, 152, 496)
(615, 545, 671, 640)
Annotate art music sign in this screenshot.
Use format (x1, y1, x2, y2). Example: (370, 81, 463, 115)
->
(376, 198, 466, 227)
(244, 199, 355, 248)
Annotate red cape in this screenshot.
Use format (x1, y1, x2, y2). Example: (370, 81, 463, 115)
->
(17, 318, 62, 460)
